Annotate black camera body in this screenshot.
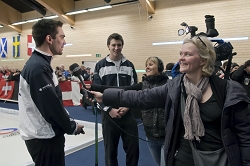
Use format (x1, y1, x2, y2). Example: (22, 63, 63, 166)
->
(178, 15, 236, 79)
(178, 15, 234, 63)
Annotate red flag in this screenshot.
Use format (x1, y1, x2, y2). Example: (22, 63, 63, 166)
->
(27, 35, 35, 56)
(59, 81, 83, 106)
(0, 80, 15, 99)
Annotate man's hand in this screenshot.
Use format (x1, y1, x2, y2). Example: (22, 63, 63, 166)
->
(75, 124, 84, 135)
(118, 107, 129, 117)
(109, 108, 121, 119)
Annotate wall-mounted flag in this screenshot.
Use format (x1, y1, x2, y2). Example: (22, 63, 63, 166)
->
(13, 36, 20, 58)
(0, 38, 7, 58)
(27, 35, 35, 56)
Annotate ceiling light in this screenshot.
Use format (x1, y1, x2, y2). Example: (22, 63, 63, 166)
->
(43, 15, 58, 19)
(87, 5, 112, 11)
(12, 21, 27, 25)
(0, 25, 3, 28)
(66, 10, 88, 15)
(152, 41, 183, 45)
(153, 37, 249, 46)
(26, 18, 42, 23)
(209, 37, 249, 41)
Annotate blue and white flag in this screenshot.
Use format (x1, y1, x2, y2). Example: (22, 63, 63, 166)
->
(0, 38, 7, 58)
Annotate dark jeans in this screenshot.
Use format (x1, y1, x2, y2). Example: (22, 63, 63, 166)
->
(102, 111, 139, 166)
(25, 134, 65, 166)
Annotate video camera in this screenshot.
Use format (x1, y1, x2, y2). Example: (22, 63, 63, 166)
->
(178, 15, 236, 79)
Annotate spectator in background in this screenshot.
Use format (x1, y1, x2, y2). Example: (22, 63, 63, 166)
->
(92, 33, 139, 166)
(222, 60, 229, 71)
(171, 62, 181, 78)
(55, 66, 60, 75)
(59, 64, 70, 79)
(85, 67, 94, 81)
(231, 62, 239, 73)
(0, 66, 10, 79)
(164, 62, 174, 79)
(18, 19, 84, 166)
(80, 65, 87, 80)
(83, 67, 91, 81)
(231, 59, 250, 98)
(6, 68, 21, 81)
(57, 70, 66, 82)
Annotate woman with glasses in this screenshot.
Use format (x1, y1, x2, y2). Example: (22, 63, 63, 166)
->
(90, 36, 250, 166)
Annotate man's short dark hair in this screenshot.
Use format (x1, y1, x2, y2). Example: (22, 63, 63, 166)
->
(165, 63, 174, 70)
(222, 61, 228, 69)
(245, 60, 250, 67)
(107, 33, 124, 46)
(32, 19, 63, 47)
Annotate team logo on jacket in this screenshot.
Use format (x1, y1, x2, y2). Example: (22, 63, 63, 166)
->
(39, 84, 52, 91)
(244, 78, 249, 85)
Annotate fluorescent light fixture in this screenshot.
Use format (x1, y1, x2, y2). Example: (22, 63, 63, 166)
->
(0, 25, 3, 28)
(87, 5, 112, 11)
(152, 41, 183, 45)
(66, 54, 92, 57)
(1, 59, 25, 62)
(12, 21, 27, 25)
(11, 16, 58, 25)
(43, 15, 58, 19)
(153, 36, 249, 46)
(26, 18, 42, 23)
(66, 10, 88, 15)
(64, 43, 73, 46)
(209, 37, 249, 41)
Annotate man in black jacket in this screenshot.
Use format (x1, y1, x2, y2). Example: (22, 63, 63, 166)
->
(18, 19, 84, 166)
(93, 33, 139, 166)
(231, 59, 250, 98)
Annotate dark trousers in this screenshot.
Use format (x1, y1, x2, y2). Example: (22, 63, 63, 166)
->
(25, 134, 65, 166)
(102, 111, 139, 166)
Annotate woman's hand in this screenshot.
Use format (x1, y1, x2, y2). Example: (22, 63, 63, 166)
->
(89, 91, 103, 103)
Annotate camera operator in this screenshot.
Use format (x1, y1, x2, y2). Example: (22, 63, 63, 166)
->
(230, 59, 250, 98)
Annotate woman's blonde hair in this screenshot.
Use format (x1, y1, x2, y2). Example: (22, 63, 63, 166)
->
(145, 56, 164, 73)
(183, 36, 216, 76)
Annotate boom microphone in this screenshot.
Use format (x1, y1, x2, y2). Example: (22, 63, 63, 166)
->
(69, 63, 86, 89)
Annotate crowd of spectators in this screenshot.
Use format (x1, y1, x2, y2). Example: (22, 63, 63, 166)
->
(0, 65, 21, 82)
(54, 64, 93, 82)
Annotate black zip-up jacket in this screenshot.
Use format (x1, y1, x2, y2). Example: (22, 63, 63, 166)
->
(231, 65, 250, 98)
(141, 74, 168, 141)
(19, 50, 77, 140)
(102, 74, 250, 166)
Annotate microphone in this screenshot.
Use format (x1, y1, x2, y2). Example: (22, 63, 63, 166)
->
(69, 63, 94, 98)
(69, 63, 86, 89)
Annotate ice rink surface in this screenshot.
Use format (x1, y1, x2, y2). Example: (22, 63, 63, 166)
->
(0, 108, 102, 166)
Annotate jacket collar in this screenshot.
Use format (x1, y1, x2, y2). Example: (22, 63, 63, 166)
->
(34, 48, 53, 64)
(106, 54, 127, 63)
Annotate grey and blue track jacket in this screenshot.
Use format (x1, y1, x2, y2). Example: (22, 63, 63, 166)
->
(18, 49, 77, 140)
